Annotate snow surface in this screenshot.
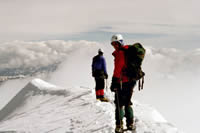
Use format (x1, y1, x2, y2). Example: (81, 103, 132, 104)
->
(0, 78, 181, 133)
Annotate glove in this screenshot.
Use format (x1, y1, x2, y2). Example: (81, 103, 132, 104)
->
(110, 77, 119, 92)
(104, 73, 108, 79)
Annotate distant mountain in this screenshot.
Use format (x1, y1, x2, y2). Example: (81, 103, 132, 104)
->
(0, 63, 59, 77)
(0, 63, 60, 85)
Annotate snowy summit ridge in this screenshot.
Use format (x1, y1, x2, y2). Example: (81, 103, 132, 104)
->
(0, 78, 181, 133)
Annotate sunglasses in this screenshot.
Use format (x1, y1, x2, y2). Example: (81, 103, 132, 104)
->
(111, 42, 118, 46)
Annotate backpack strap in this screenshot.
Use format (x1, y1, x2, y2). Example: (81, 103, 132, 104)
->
(138, 79, 141, 91)
(141, 76, 144, 90)
(138, 76, 144, 91)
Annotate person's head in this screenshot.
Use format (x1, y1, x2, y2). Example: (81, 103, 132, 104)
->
(98, 48, 104, 55)
(111, 34, 124, 50)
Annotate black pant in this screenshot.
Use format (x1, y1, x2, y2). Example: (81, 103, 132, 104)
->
(95, 78, 105, 98)
(114, 81, 136, 125)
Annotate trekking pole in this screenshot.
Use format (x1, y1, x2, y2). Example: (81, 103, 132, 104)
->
(138, 79, 141, 91)
(105, 79, 108, 92)
(141, 76, 144, 90)
(138, 77, 144, 91)
(116, 89, 122, 127)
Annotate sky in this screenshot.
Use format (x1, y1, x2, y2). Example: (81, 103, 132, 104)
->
(0, 0, 200, 132)
(0, 0, 200, 49)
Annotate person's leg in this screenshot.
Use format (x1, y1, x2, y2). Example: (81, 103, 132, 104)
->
(123, 81, 136, 130)
(95, 78, 101, 99)
(115, 105, 124, 126)
(98, 78, 105, 98)
(125, 105, 134, 127)
(95, 78, 109, 101)
(114, 91, 124, 132)
(115, 105, 124, 132)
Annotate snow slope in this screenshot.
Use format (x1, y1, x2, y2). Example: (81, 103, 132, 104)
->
(0, 78, 180, 133)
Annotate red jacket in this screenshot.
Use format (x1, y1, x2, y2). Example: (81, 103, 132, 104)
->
(112, 45, 129, 83)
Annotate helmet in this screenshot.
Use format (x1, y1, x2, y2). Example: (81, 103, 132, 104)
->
(98, 48, 104, 53)
(111, 34, 124, 45)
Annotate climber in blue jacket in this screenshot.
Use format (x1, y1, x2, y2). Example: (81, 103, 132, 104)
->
(92, 48, 109, 102)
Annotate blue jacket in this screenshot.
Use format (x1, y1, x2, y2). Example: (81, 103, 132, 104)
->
(92, 55, 107, 78)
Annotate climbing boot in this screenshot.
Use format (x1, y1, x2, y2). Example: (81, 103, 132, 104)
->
(99, 97, 109, 102)
(127, 123, 136, 130)
(115, 124, 123, 133)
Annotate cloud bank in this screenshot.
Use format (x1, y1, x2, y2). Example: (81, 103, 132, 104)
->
(0, 40, 101, 75)
(144, 46, 200, 79)
(1, 40, 200, 78)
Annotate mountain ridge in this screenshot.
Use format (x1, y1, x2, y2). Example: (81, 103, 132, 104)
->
(0, 78, 181, 133)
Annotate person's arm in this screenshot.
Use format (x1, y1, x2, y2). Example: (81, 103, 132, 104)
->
(102, 57, 107, 73)
(102, 57, 108, 79)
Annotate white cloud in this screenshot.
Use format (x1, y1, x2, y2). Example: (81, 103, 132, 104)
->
(0, 40, 101, 71)
(1, 39, 200, 78)
(144, 46, 200, 79)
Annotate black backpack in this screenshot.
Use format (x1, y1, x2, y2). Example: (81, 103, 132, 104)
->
(124, 43, 146, 90)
